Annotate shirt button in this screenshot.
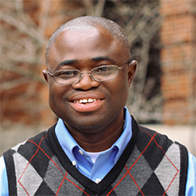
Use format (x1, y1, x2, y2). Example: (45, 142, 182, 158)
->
(79, 149, 84, 155)
(72, 160, 77, 166)
(95, 178, 101, 184)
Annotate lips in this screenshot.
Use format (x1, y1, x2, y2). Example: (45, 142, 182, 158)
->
(69, 93, 105, 112)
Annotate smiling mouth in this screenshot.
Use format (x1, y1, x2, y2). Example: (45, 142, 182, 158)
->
(73, 99, 99, 104)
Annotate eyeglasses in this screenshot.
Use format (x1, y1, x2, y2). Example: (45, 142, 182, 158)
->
(45, 64, 127, 85)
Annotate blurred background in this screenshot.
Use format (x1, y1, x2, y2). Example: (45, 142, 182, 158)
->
(0, 0, 196, 156)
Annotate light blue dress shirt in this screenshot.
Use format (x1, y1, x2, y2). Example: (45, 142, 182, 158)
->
(0, 108, 196, 195)
(54, 107, 132, 182)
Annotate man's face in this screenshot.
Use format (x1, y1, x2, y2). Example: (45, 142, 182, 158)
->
(44, 27, 135, 133)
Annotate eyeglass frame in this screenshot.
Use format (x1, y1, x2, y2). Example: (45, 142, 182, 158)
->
(44, 61, 131, 85)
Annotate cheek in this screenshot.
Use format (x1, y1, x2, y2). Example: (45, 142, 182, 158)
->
(48, 87, 58, 112)
(116, 72, 129, 93)
(106, 74, 129, 104)
(48, 84, 68, 110)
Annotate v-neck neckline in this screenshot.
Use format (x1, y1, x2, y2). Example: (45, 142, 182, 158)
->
(48, 116, 138, 194)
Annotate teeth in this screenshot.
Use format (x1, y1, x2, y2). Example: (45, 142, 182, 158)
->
(80, 99, 87, 103)
(74, 99, 97, 104)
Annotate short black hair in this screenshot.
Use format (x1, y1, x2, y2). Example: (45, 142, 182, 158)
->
(45, 16, 130, 65)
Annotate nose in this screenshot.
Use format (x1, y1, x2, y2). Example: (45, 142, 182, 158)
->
(72, 72, 100, 90)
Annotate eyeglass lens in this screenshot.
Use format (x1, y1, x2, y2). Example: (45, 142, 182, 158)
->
(53, 65, 121, 84)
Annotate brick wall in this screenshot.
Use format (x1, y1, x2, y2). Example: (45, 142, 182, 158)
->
(160, 0, 196, 124)
(1, 0, 195, 126)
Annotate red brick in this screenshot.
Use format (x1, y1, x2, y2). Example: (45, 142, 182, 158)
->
(160, 0, 196, 124)
(161, 44, 194, 68)
(161, 73, 191, 99)
(160, 15, 194, 44)
(160, 0, 194, 16)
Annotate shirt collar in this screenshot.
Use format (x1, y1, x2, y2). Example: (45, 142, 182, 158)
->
(55, 118, 78, 162)
(55, 107, 132, 163)
(111, 107, 132, 162)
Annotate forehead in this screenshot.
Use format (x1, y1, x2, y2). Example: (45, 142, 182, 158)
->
(48, 27, 128, 69)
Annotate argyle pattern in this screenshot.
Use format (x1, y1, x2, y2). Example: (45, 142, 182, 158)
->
(5, 132, 89, 196)
(109, 128, 181, 196)
(4, 118, 188, 196)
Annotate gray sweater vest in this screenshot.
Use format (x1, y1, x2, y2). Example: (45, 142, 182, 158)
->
(4, 117, 188, 196)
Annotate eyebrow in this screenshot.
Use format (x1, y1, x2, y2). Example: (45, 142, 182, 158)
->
(57, 59, 78, 69)
(56, 56, 117, 70)
(91, 56, 117, 64)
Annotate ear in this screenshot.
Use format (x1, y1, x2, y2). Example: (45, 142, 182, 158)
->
(42, 70, 49, 84)
(127, 60, 137, 86)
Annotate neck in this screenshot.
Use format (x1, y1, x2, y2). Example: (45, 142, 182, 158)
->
(64, 112, 124, 152)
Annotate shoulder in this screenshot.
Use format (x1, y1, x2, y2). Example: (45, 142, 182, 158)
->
(131, 116, 188, 161)
(131, 116, 174, 147)
(3, 125, 56, 164)
(4, 131, 48, 156)
(138, 125, 188, 160)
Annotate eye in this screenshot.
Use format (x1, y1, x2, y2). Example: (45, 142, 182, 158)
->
(55, 70, 79, 79)
(95, 66, 112, 73)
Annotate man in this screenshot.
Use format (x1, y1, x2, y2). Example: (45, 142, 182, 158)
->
(0, 16, 195, 196)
